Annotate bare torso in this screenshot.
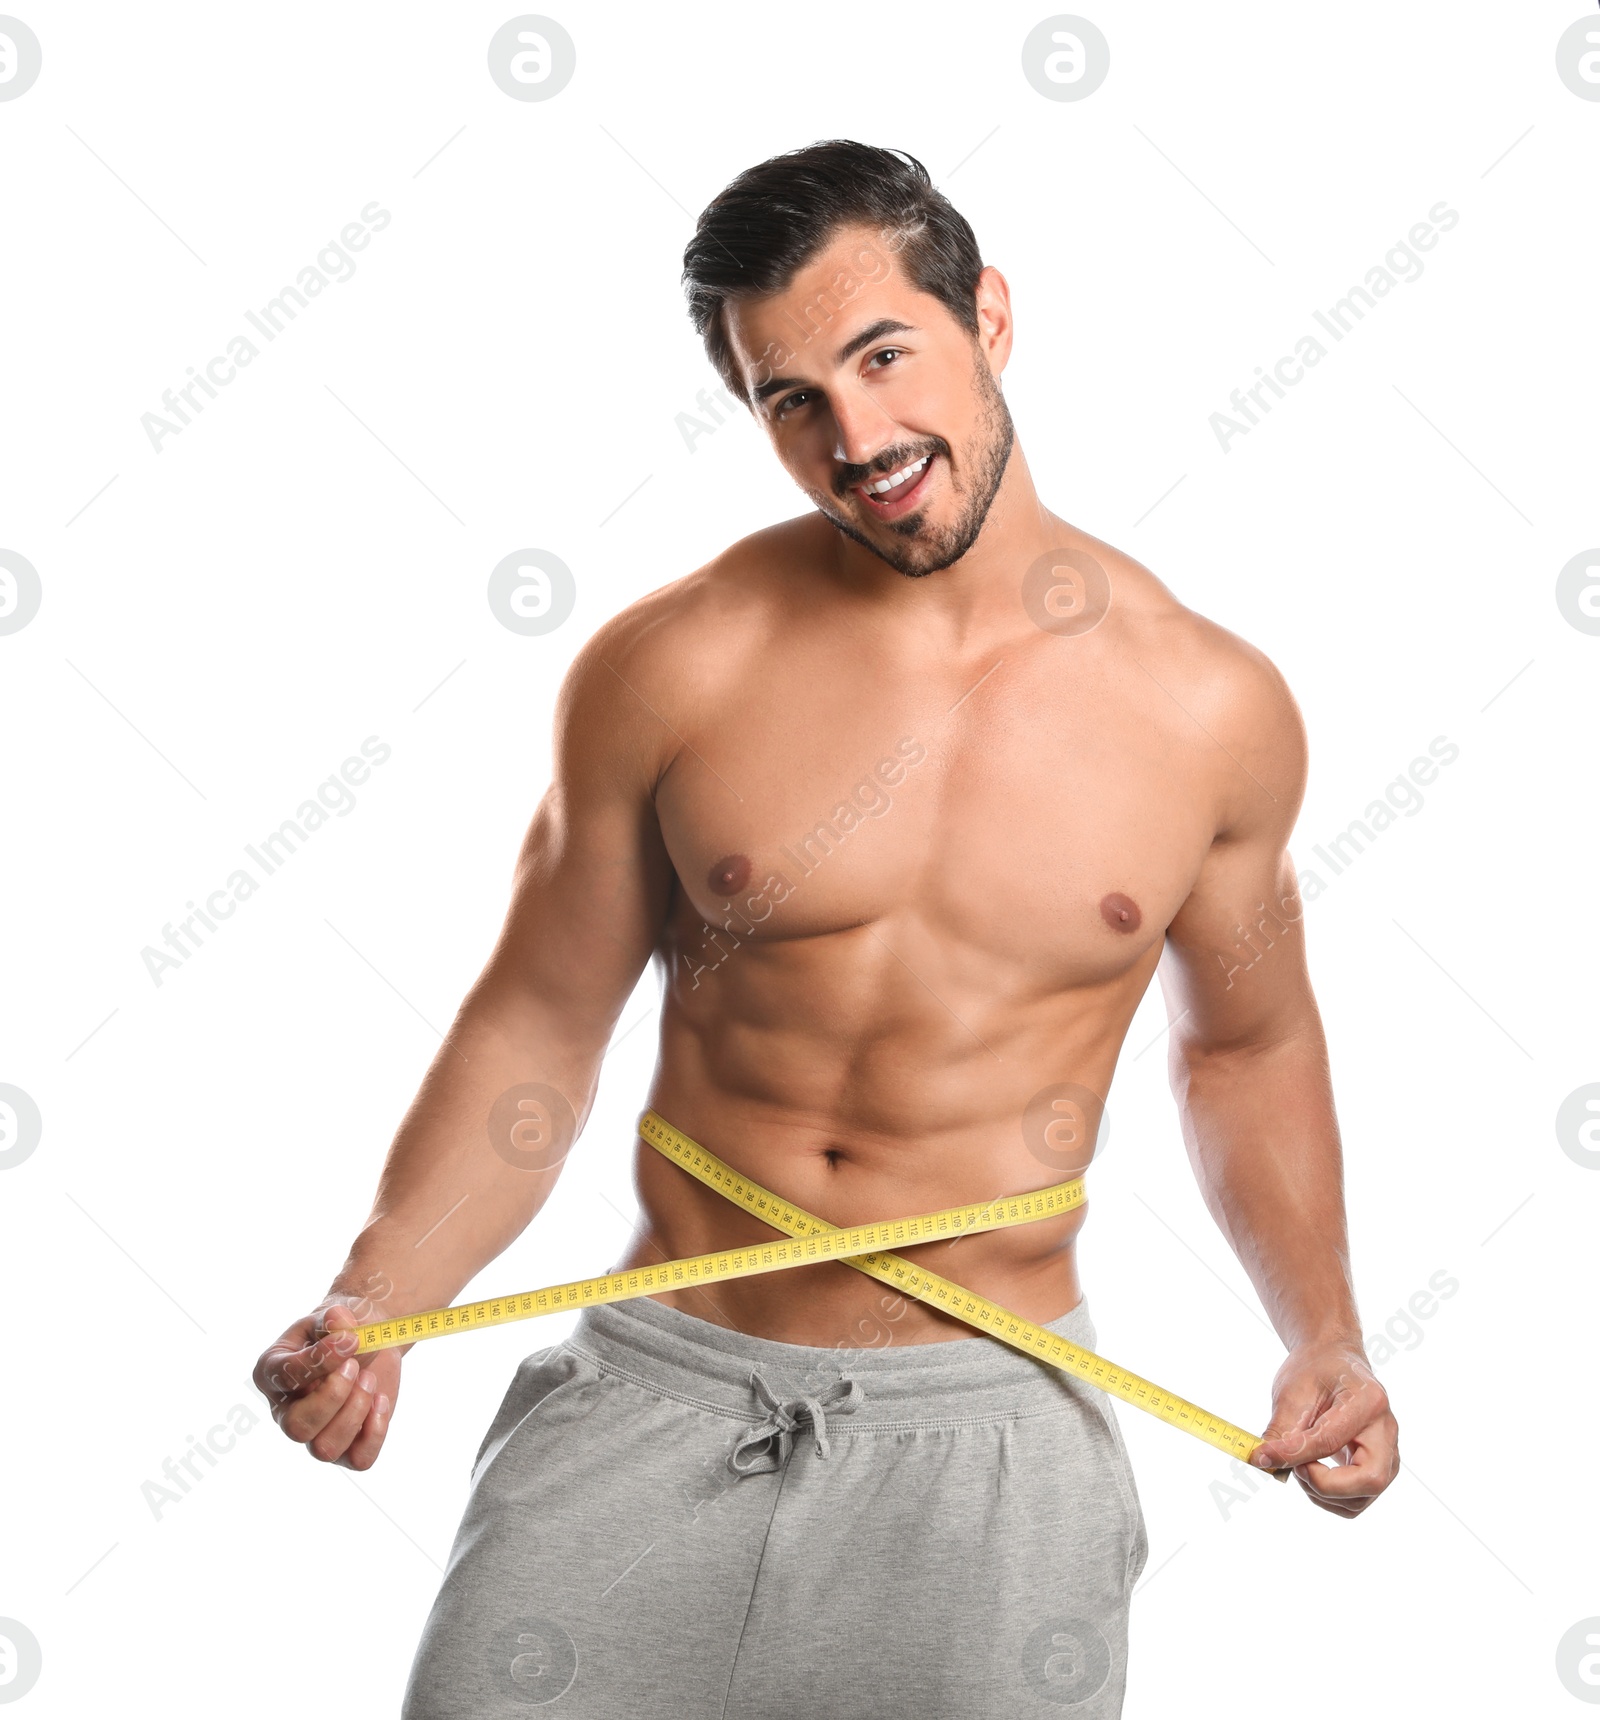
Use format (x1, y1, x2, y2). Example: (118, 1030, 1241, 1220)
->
(608, 509, 1250, 1347)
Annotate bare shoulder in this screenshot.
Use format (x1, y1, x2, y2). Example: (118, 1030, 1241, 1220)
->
(554, 519, 802, 785)
(573, 517, 799, 683)
(1083, 525, 1309, 840)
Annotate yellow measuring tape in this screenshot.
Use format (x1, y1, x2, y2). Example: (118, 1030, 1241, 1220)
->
(353, 1109, 1286, 1476)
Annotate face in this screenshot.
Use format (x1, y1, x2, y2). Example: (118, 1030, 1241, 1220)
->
(723, 223, 1016, 579)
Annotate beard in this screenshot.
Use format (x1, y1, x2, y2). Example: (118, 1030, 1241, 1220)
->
(809, 346, 1016, 580)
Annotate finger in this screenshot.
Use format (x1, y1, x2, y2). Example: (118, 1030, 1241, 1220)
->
(337, 1349, 400, 1470)
(292, 1305, 370, 1387)
(1254, 1384, 1385, 1469)
(1247, 1383, 1327, 1468)
(1297, 1480, 1367, 1519)
(261, 1325, 361, 1402)
(277, 1356, 361, 1444)
(1293, 1429, 1398, 1503)
(309, 1367, 379, 1464)
(339, 1385, 395, 1471)
(1295, 1458, 1384, 1508)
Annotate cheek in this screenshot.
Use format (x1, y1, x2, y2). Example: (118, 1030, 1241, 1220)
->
(773, 432, 837, 494)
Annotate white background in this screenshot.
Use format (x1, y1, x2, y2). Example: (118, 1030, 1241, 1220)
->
(2, 1, 1597, 1713)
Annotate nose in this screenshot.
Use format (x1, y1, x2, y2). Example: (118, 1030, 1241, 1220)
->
(829, 383, 901, 474)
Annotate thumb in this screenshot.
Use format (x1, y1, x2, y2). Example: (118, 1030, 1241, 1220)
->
(311, 1302, 361, 1348)
(1249, 1402, 1319, 1469)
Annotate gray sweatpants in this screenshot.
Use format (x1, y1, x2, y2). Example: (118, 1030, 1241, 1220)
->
(401, 1291, 1149, 1718)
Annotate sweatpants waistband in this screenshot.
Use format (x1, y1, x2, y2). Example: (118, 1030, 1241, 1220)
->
(565, 1291, 1102, 1427)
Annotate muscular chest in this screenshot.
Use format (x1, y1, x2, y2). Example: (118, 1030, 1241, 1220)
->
(653, 645, 1217, 985)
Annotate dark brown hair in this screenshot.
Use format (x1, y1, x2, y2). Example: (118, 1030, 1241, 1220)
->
(682, 140, 985, 405)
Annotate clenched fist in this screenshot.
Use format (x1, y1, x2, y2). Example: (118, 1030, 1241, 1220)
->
(254, 1298, 401, 1470)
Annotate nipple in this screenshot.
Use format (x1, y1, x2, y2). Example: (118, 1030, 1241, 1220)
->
(708, 854, 753, 897)
(1099, 892, 1141, 932)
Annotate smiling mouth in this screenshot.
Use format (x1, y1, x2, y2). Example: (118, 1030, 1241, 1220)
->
(852, 453, 936, 517)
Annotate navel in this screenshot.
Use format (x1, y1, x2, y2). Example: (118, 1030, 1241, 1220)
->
(1099, 891, 1141, 932)
(707, 853, 753, 897)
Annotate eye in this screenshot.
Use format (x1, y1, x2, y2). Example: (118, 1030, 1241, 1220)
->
(774, 390, 813, 418)
(868, 347, 905, 369)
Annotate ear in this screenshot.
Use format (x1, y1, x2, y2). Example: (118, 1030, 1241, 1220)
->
(972, 265, 1014, 376)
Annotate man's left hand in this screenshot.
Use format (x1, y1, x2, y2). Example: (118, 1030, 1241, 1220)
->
(1248, 1339, 1399, 1517)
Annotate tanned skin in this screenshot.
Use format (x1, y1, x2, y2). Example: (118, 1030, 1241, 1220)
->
(255, 221, 1399, 1518)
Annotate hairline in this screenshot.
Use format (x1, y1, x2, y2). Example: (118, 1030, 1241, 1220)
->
(713, 220, 983, 410)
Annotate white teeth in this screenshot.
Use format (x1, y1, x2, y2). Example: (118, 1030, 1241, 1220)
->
(864, 455, 930, 497)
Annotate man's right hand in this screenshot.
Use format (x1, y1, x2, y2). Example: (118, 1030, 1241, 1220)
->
(254, 1302, 401, 1471)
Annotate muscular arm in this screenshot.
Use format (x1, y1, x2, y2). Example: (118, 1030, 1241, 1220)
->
(332, 624, 675, 1320)
(1156, 657, 1355, 1352)
(1156, 637, 1397, 1511)
(255, 615, 675, 1463)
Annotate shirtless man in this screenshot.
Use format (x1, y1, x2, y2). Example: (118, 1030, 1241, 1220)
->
(255, 140, 1398, 1717)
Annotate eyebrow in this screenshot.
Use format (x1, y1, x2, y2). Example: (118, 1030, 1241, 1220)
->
(750, 318, 919, 404)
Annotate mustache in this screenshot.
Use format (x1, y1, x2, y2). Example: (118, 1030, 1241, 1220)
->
(835, 441, 947, 495)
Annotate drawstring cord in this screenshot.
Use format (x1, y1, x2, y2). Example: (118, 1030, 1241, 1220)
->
(727, 1368, 865, 1476)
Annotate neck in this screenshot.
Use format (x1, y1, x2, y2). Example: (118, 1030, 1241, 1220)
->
(820, 440, 1080, 648)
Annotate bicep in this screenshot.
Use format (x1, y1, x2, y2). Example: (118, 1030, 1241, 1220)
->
(1157, 651, 1315, 1053)
(474, 632, 676, 1037)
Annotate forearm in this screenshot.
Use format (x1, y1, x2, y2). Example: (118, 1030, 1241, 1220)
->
(1168, 1027, 1360, 1352)
(324, 977, 613, 1321)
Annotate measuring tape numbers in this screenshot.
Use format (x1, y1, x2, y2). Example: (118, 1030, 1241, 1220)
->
(352, 1109, 1284, 1474)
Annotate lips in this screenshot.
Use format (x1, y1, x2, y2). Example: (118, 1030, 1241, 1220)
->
(853, 452, 937, 519)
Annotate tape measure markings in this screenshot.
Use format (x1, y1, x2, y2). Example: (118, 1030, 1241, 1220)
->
(353, 1171, 1084, 1351)
(352, 1108, 1279, 1473)
(637, 1111, 1274, 1468)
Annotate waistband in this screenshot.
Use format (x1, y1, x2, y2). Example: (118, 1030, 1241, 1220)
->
(564, 1290, 1102, 1428)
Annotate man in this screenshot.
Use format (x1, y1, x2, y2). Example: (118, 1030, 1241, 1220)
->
(256, 140, 1398, 1716)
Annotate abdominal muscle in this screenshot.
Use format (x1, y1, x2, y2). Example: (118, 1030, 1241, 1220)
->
(607, 944, 1145, 1349)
